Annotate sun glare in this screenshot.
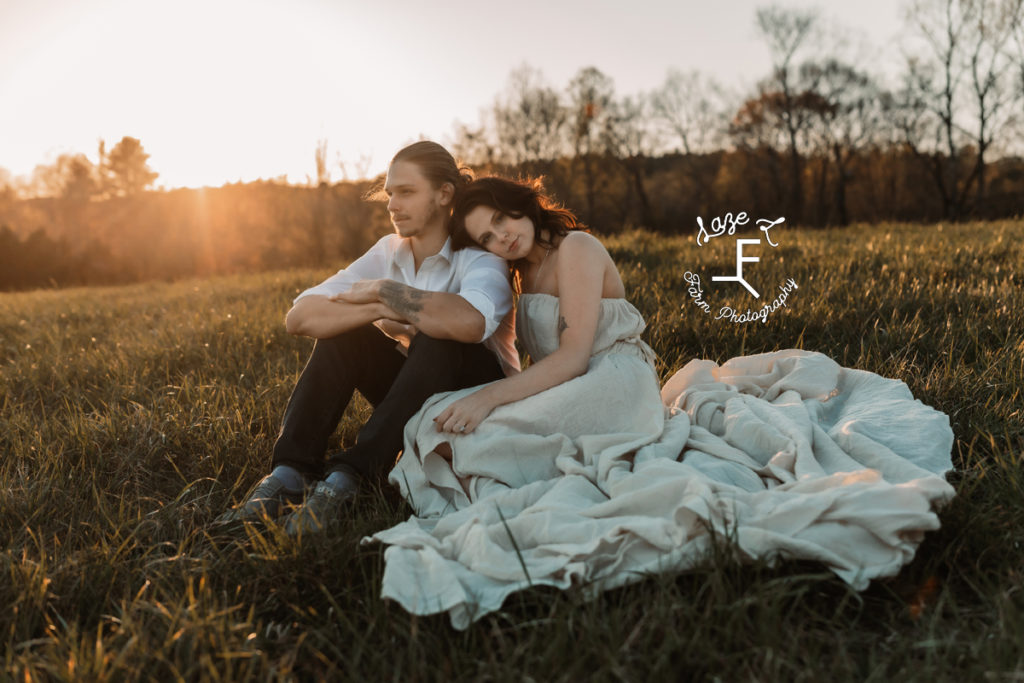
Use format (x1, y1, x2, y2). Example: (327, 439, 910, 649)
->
(1, 0, 387, 188)
(1, 0, 913, 189)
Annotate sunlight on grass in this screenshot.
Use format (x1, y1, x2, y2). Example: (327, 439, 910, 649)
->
(1, 222, 1022, 679)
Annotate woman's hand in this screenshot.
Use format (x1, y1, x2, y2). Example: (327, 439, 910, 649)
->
(434, 389, 499, 435)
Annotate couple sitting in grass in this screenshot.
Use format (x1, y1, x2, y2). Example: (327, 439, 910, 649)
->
(216, 141, 955, 628)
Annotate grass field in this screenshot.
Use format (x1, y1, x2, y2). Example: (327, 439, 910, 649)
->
(1, 220, 1022, 681)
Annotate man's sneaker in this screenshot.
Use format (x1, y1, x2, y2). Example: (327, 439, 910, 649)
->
(214, 473, 309, 525)
(281, 479, 357, 536)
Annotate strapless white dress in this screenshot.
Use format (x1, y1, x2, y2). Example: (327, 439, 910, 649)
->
(369, 294, 955, 629)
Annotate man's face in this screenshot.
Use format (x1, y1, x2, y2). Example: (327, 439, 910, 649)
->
(383, 161, 450, 239)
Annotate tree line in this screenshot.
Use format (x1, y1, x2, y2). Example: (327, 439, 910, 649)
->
(1, 0, 1022, 291)
(0, 180, 385, 291)
(451, 1, 1024, 231)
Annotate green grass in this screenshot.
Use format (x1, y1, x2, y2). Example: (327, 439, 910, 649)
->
(1, 220, 1022, 680)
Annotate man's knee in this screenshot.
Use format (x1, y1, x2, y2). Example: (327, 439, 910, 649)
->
(313, 324, 385, 359)
(406, 333, 464, 362)
(404, 334, 500, 388)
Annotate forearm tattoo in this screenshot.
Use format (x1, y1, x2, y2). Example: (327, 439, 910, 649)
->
(380, 281, 427, 324)
(557, 315, 569, 339)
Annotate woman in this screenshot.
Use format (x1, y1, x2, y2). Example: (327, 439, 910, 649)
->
(371, 177, 955, 630)
(435, 177, 651, 436)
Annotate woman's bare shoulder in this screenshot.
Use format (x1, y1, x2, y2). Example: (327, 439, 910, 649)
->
(556, 231, 608, 257)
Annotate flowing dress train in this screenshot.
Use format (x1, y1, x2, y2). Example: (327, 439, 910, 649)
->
(369, 294, 955, 629)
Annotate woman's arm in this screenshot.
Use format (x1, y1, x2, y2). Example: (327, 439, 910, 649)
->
(434, 232, 611, 433)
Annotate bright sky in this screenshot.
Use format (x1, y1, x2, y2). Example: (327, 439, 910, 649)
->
(0, 0, 908, 189)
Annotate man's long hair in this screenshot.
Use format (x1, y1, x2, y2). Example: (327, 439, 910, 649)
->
(364, 141, 472, 203)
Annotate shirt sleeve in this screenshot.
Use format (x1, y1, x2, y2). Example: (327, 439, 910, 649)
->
(293, 235, 394, 303)
(455, 249, 514, 342)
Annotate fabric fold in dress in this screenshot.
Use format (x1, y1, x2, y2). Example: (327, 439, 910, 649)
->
(368, 294, 955, 630)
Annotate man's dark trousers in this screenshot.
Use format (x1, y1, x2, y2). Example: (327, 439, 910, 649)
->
(271, 324, 504, 481)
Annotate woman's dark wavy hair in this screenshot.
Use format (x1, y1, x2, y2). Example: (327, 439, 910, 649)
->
(450, 176, 585, 292)
(364, 140, 473, 201)
(451, 176, 584, 249)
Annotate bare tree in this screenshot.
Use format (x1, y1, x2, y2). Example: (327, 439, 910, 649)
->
(602, 94, 660, 229)
(901, 0, 1023, 218)
(729, 82, 825, 220)
(0, 167, 14, 208)
(801, 60, 886, 225)
(492, 65, 568, 172)
(1014, 10, 1024, 142)
(650, 69, 731, 220)
(95, 139, 108, 198)
(963, 0, 1024, 204)
(449, 121, 497, 169)
(567, 66, 615, 225)
(753, 4, 820, 224)
(314, 138, 330, 186)
(337, 150, 374, 181)
(650, 69, 729, 155)
(310, 138, 330, 265)
(889, 55, 952, 216)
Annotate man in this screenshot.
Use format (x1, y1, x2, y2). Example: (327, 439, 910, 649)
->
(216, 141, 518, 534)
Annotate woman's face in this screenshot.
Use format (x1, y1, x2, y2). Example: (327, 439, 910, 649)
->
(462, 205, 535, 260)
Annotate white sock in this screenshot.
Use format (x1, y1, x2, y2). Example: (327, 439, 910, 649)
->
(271, 465, 306, 491)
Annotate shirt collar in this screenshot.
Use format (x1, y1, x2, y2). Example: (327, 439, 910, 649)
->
(435, 237, 454, 264)
(394, 236, 454, 273)
(394, 238, 415, 274)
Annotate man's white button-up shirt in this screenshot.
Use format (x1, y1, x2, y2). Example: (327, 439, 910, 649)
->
(295, 234, 519, 375)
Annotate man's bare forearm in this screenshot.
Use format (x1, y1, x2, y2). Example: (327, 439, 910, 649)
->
(379, 280, 428, 325)
(377, 281, 485, 342)
(285, 296, 390, 339)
